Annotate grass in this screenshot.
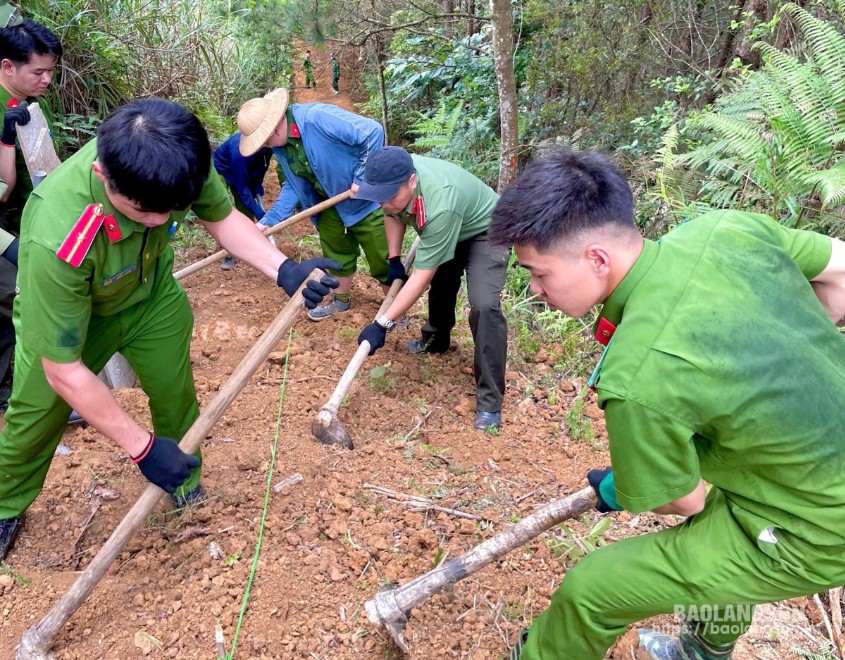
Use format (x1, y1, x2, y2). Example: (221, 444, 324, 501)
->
(171, 218, 217, 260)
(0, 562, 31, 586)
(566, 392, 596, 445)
(368, 362, 394, 393)
(548, 517, 613, 566)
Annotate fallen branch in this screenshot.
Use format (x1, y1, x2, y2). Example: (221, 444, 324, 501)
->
(364, 484, 491, 523)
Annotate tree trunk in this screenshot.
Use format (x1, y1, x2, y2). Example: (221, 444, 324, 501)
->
(374, 38, 389, 139)
(489, 0, 519, 192)
(369, 0, 390, 139)
(466, 0, 479, 37)
(703, 0, 749, 106)
(444, 0, 454, 39)
(735, 0, 770, 69)
(774, 0, 806, 51)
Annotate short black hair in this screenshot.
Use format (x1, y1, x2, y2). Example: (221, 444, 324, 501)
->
(0, 18, 62, 65)
(96, 98, 211, 213)
(490, 151, 636, 251)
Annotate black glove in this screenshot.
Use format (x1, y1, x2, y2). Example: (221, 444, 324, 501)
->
(132, 434, 200, 494)
(2, 238, 18, 266)
(358, 322, 387, 356)
(386, 256, 408, 285)
(587, 467, 622, 513)
(276, 257, 340, 309)
(1, 103, 30, 146)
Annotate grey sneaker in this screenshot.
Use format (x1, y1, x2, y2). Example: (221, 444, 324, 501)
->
(474, 411, 501, 431)
(221, 256, 236, 270)
(638, 629, 685, 660)
(307, 294, 350, 321)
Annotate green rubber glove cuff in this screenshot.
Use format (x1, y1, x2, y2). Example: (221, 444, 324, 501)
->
(598, 471, 623, 511)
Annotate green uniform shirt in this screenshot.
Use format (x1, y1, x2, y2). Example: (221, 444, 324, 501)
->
(392, 155, 498, 270)
(593, 210, 845, 551)
(282, 109, 327, 198)
(17, 139, 232, 364)
(0, 86, 54, 230)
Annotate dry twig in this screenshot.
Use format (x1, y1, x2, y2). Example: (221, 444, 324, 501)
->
(829, 587, 845, 658)
(364, 483, 493, 523)
(274, 472, 304, 494)
(813, 593, 840, 659)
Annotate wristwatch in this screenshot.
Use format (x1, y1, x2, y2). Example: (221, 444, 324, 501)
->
(375, 314, 396, 331)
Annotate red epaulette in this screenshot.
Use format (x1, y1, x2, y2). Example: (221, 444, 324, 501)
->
(56, 204, 122, 267)
(289, 123, 301, 139)
(411, 196, 426, 230)
(6, 98, 18, 109)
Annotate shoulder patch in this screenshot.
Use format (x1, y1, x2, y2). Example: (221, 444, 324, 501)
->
(56, 204, 106, 267)
(411, 196, 426, 230)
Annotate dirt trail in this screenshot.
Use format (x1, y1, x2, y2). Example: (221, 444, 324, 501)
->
(0, 49, 824, 660)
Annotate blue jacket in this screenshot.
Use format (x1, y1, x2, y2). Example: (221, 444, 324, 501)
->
(213, 132, 272, 220)
(261, 103, 383, 228)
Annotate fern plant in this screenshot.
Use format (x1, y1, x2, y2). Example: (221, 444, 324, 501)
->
(653, 3, 845, 236)
(410, 99, 464, 149)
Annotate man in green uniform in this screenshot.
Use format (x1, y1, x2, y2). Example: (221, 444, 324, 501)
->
(354, 146, 509, 431)
(0, 98, 339, 562)
(489, 151, 845, 659)
(0, 9, 61, 396)
(331, 53, 340, 95)
(302, 49, 316, 89)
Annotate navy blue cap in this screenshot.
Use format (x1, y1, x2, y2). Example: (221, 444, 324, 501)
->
(355, 147, 414, 202)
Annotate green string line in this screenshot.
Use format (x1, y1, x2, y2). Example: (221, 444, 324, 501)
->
(226, 328, 293, 660)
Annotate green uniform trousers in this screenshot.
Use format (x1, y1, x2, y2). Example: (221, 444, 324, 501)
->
(424, 230, 508, 413)
(317, 206, 389, 283)
(0, 249, 201, 520)
(520, 488, 845, 659)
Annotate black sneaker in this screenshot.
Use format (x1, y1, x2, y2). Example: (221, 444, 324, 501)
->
(221, 256, 236, 271)
(170, 483, 206, 509)
(0, 517, 21, 561)
(407, 334, 450, 354)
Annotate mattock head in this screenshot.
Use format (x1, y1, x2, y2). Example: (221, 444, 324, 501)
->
(365, 585, 411, 653)
(310, 409, 353, 449)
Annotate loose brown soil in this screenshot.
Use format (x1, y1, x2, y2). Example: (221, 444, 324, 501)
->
(0, 50, 833, 660)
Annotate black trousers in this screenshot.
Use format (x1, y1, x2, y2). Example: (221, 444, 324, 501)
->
(422, 231, 509, 412)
